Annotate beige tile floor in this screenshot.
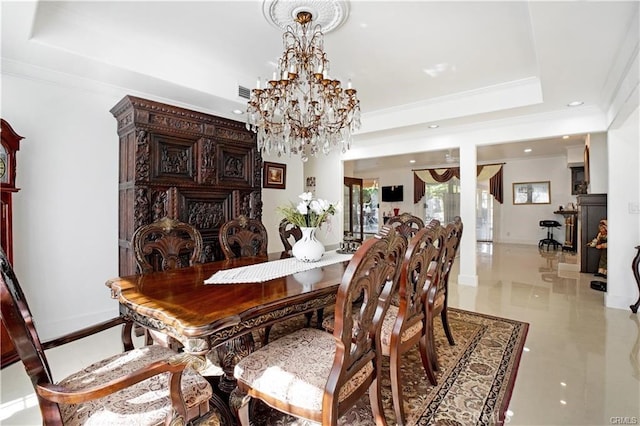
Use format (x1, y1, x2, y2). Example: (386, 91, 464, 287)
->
(1, 243, 639, 425)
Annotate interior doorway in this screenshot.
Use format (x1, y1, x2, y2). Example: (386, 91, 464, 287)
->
(362, 179, 379, 236)
(343, 177, 364, 241)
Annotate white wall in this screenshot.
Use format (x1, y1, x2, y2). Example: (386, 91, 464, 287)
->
(605, 105, 640, 310)
(305, 150, 343, 248)
(498, 156, 574, 244)
(3, 74, 123, 339)
(261, 153, 304, 254)
(588, 133, 609, 194)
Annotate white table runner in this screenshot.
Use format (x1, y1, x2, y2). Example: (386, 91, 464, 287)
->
(205, 250, 353, 284)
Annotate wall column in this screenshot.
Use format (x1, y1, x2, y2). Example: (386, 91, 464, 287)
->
(458, 144, 478, 286)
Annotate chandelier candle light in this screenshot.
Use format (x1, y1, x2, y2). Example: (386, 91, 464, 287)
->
(246, 11, 361, 162)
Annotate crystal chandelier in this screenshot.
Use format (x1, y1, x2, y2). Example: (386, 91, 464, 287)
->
(246, 11, 361, 162)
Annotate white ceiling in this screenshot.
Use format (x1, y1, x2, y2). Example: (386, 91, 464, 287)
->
(1, 1, 638, 171)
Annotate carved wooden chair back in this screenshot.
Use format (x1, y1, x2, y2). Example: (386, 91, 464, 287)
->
(379, 213, 424, 308)
(132, 216, 203, 274)
(0, 247, 214, 425)
(234, 230, 407, 425)
(383, 220, 443, 423)
(278, 218, 302, 258)
(219, 215, 268, 259)
(426, 216, 463, 372)
(384, 212, 425, 240)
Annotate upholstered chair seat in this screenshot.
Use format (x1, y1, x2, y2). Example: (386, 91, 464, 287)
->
(378, 305, 423, 357)
(233, 231, 407, 426)
(58, 346, 212, 425)
(234, 328, 374, 412)
(0, 247, 217, 426)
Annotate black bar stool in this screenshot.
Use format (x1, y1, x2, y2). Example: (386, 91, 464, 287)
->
(538, 220, 562, 251)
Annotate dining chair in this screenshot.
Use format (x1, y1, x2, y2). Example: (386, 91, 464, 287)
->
(132, 216, 203, 349)
(379, 220, 443, 424)
(0, 247, 215, 425)
(219, 215, 271, 344)
(219, 215, 268, 259)
(278, 218, 302, 258)
(384, 212, 425, 240)
(233, 230, 408, 426)
(278, 218, 323, 328)
(321, 214, 426, 332)
(132, 216, 204, 274)
(426, 216, 463, 375)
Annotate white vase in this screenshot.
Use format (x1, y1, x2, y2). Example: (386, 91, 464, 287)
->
(292, 227, 325, 262)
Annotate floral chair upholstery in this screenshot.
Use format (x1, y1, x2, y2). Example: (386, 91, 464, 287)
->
(0, 247, 215, 425)
(233, 231, 408, 425)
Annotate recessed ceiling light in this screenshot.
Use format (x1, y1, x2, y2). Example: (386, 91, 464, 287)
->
(428, 124, 439, 129)
(524, 148, 532, 153)
(232, 109, 243, 115)
(562, 135, 570, 139)
(567, 101, 584, 107)
(409, 160, 416, 164)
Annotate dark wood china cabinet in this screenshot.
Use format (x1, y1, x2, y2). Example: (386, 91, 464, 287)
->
(1, 118, 24, 368)
(111, 96, 262, 276)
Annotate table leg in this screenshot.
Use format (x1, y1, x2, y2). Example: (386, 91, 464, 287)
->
(631, 245, 640, 314)
(207, 393, 236, 426)
(216, 334, 255, 394)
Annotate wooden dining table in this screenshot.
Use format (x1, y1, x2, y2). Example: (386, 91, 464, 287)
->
(105, 253, 350, 423)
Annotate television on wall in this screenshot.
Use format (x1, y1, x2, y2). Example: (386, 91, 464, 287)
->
(381, 185, 403, 202)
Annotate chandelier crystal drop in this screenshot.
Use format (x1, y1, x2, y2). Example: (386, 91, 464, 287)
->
(246, 11, 360, 162)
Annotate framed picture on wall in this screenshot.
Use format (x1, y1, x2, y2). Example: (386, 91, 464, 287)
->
(263, 161, 286, 189)
(512, 181, 551, 205)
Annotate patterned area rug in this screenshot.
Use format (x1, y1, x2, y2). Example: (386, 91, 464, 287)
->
(247, 308, 529, 426)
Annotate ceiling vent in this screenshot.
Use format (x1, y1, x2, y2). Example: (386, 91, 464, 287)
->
(238, 85, 250, 100)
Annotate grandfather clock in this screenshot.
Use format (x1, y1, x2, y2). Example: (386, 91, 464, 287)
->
(1, 119, 23, 368)
(1, 119, 24, 264)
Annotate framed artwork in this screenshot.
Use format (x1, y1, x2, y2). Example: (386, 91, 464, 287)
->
(512, 181, 551, 205)
(263, 161, 286, 189)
